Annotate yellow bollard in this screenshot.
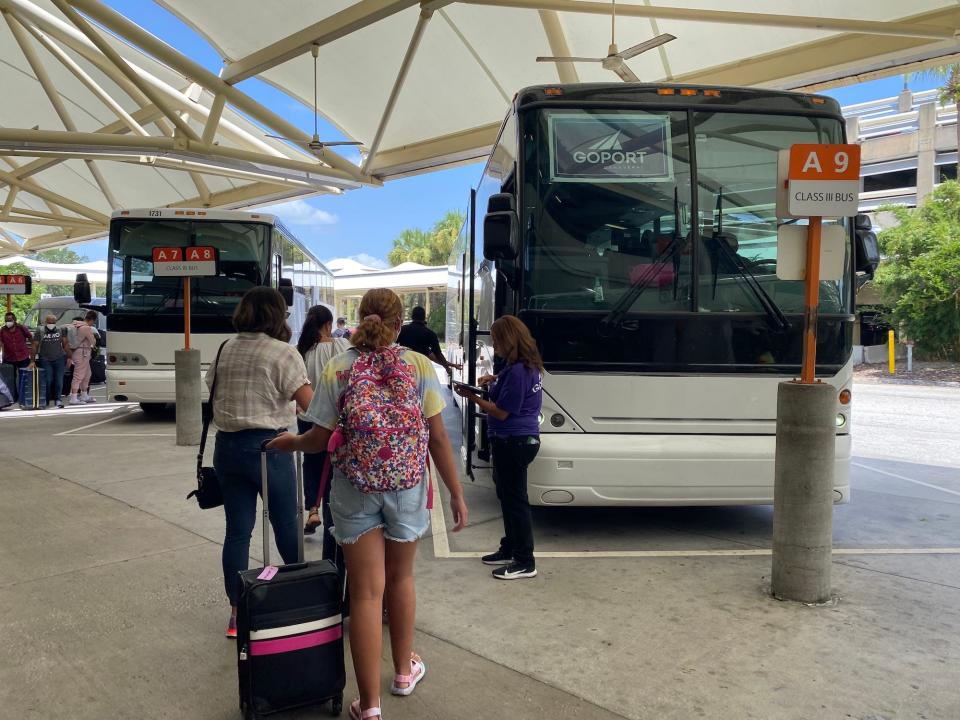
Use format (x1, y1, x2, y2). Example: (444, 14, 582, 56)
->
(888, 329, 895, 374)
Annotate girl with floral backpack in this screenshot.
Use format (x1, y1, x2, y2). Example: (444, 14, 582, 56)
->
(269, 288, 468, 720)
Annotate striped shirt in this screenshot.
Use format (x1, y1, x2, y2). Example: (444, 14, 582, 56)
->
(205, 332, 310, 432)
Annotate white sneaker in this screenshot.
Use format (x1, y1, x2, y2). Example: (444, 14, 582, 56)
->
(68, 396, 82, 406)
(83, 394, 96, 404)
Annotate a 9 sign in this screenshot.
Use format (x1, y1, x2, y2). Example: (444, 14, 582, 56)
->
(789, 144, 860, 181)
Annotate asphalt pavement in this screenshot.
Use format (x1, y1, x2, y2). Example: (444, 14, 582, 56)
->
(0, 376, 958, 720)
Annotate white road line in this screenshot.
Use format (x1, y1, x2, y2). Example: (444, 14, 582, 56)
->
(430, 464, 960, 559)
(54, 407, 139, 436)
(441, 548, 960, 559)
(64, 433, 175, 437)
(853, 461, 960, 498)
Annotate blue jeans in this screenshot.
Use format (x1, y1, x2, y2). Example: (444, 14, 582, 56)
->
(37, 356, 66, 406)
(214, 429, 300, 605)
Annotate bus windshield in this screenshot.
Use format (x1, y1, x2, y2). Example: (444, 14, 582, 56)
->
(109, 219, 270, 317)
(523, 108, 848, 315)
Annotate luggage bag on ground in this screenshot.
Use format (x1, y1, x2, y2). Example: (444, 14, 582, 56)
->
(0, 364, 16, 402)
(236, 447, 345, 719)
(18, 366, 47, 409)
(0, 374, 12, 409)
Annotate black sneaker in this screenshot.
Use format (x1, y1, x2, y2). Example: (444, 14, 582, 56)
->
(492, 562, 537, 580)
(481, 549, 513, 566)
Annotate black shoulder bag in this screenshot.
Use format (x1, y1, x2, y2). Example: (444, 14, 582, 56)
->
(187, 340, 229, 509)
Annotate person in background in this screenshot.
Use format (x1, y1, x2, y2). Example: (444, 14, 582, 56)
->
(32, 314, 70, 409)
(269, 288, 468, 720)
(454, 314, 542, 580)
(296, 304, 350, 544)
(207, 287, 313, 639)
(1, 311, 33, 371)
(396, 306, 462, 373)
(67, 311, 99, 405)
(332, 317, 352, 339)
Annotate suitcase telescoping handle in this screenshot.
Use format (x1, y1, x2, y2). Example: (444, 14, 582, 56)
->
(259, 440, 306, 569)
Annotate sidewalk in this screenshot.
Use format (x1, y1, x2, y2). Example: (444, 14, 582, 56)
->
(855, 360, 960, 387)
(2, 400, 959, 719)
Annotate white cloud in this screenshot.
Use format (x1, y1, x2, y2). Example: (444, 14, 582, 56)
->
(327, 254, 389, 270)
(260, 199, 338, 226)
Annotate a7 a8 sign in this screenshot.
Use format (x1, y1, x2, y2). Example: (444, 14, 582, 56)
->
(151, 245, 219, 277)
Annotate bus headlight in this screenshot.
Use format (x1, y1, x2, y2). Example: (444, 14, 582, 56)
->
(109, 353, 147, 366)
(835, 413, 846, 428)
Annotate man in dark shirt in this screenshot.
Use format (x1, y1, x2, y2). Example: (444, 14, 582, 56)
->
(397, 306, 461, 372)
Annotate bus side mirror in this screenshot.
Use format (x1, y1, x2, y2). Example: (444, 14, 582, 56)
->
(483, 193, 518, 261)
(73, 273, 91, 304)
(278, 278, 294, 306)
(853, 214, 880, 276)
(483, 211, 518, 261)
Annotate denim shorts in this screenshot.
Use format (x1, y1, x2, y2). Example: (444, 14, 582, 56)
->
(328, 471, 430, 544)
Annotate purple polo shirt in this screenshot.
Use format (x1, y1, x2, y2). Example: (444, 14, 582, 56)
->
(487, 361, 542, 438)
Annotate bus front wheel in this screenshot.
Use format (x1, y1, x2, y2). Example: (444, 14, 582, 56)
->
(139, 402, 168, 416)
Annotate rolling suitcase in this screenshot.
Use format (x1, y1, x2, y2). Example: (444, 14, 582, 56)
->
(0, 374, 12, 409)
(1, 363, 18, 402)
(236, 447, 345, 719)
(18, 366, 47, 409)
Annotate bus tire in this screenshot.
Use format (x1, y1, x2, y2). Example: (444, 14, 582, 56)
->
(139, 402, 167, 416)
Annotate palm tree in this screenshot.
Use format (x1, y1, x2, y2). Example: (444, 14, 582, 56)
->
(913, 65, 960, 179)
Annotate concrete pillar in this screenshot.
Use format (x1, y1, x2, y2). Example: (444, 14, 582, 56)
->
(771, 381, 836, 603)
(174, 348, 201, 446)
(916, 103, 937, 202)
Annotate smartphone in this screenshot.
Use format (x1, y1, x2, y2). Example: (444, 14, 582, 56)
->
(453, 381, 484, 394)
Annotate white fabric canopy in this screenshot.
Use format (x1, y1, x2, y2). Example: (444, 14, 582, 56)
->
(0, 0, 370, 256)
(2, 0, 959, 258)
(160, 0, 960, 177)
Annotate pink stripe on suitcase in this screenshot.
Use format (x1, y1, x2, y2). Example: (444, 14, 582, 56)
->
(249, 625, 343, 656)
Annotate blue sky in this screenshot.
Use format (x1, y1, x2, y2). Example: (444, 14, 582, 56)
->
(65, 1, 942, 265)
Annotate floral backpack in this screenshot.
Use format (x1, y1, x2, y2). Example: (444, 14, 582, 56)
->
(329, 345, 429, 494)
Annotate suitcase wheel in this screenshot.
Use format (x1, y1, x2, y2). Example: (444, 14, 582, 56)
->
(330, 694, 343, 717)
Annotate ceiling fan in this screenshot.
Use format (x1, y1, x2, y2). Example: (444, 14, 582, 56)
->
(265, 45, 362, 154)
(536, 0, 676, 83)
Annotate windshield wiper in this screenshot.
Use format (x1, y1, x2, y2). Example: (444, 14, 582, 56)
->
(599, 187, 686, 335)
(708, 188, 790, 332)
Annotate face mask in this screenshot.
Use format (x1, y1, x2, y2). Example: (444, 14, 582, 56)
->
(4, 321, 13, 328)
(46, 324, 57, 331)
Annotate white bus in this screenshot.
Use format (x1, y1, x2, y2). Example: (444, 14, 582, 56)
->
(100, 208, 334, 413)
(447, 83, 879, 507)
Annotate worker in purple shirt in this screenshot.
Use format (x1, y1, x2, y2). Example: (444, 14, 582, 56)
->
(455, 315, 542, 580)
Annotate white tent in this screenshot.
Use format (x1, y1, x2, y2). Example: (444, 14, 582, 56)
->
(0, 0, 376, 257)
(159, 0, 960, 178)
(3, 0, 959, 259)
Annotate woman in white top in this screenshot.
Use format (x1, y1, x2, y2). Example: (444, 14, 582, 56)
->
(296, 305, 351, 538)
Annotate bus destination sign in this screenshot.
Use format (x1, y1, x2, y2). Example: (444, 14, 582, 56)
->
(0, 274, 31, 295)
(549, 114, 671, 183)
(787, 144, 861, 218)
(152, 246, 219, 277)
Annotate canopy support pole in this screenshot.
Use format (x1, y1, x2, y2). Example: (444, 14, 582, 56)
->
(23, 23, 151, 137)
(5, 10, 118, 207)
(0, 168, 109, 223)
(58, 0, 368, 182)
(362, 9, 434, 175)
(460, 0, 956, 40)
(50, 0, 202, 143)
(537, 9, 579, 83)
